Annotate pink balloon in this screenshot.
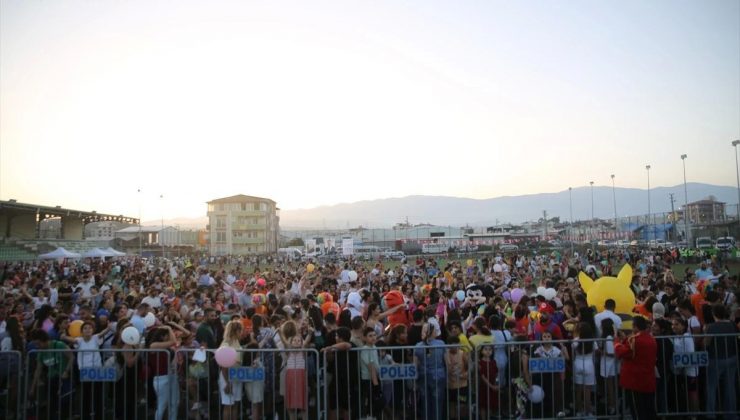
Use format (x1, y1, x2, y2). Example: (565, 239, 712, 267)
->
(511, 288, 524, 303)
(215, 346, 238, 368)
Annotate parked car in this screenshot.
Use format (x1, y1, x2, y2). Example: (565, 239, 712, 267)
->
(383, 250, 406, 260)
(499, 244, 519, 252)
(696, 237, 713, 250)
(716, 237, 736, 251)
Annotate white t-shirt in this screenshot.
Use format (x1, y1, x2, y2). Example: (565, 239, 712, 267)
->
(32, 297, 49, 310)
(142, 295, 162, 309)
(76, 281, 93, 298)
(76, 336, 103, 368)
(49, 288, 59, 307)
(687, 315, 701, 332)
(0, 336, 12, 351)
(594, 310, 622, 336)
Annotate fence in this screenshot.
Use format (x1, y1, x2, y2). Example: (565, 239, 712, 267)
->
(3, 332, 738, 419)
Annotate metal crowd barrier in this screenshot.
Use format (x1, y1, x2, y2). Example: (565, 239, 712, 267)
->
(12, 333, 740, 420)
(25, 348, 172, 420)
(322, 344, 470, 420)
(473, 337, 622, 420)
(0, 351, 22, 420)
(653, 333, 740, 419)
(175, 347, 321, 420)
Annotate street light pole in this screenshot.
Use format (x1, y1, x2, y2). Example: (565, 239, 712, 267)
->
(137, 188, 142, 257)
(611, 174, 617, 237)
(646, 165, 651, 242)
(590, 181, 595, 253)
(569, 187, 574, 256)
(160, 194, 165, 259)
(681, 155, 690, 247)
(732, 140, 740, 226)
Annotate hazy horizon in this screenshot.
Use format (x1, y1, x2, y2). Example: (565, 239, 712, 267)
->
(2, 0, 739, 221)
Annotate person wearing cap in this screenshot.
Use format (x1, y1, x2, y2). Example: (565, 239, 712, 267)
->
(533, 308, 563, 340)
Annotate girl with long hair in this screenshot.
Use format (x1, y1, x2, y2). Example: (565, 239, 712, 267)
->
(218, 320, 243, 420)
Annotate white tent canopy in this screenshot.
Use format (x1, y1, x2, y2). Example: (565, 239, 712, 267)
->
(39, 247, 82, 260)
(103, 247, 126, 257)
(82, 248, 111, 258)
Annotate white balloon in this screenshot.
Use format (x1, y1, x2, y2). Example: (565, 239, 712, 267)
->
(543, 288, 557, 301)
(537, 286, 547, 297)
(528, 384, 545, 403)
(348, 271, 358, 281)
(121, 326, 140, 345)
(143, 312, 156, 327)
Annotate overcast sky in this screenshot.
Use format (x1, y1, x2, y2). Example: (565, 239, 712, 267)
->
(1, 0, 738, 221)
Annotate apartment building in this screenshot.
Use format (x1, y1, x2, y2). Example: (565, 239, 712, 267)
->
(207, 195, 280, 255)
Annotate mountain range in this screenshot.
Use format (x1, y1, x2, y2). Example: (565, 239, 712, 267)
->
(147, 183, 738, 230)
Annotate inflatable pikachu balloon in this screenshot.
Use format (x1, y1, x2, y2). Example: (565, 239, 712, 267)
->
(579, 264, 636, 317)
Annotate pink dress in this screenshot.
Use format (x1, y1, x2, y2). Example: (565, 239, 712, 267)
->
(285, 351, 307, 410)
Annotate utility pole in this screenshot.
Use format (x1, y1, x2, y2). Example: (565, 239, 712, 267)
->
(669, 193, 676, 242)
(543, 210, 548, 240)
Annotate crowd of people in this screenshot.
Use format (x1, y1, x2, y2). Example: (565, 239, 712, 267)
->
(0, 246, 738, 420)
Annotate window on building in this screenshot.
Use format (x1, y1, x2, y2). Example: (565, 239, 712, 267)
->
(216, 217, 226, 228)
(216, 232, 226, 242)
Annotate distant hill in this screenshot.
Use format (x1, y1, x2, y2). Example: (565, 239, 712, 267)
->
(151, 183, 737, 230)
(278, 183, 738, 228)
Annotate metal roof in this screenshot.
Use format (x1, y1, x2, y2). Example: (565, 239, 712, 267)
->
(0, 199, 138, 223)
(207, 194, 276, 204)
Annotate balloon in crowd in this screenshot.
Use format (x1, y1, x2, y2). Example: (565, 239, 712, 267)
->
(68, 320, 83, 338)
(143, 312, 156, 327)
(121, 326, 140, 345)
(214, 346, 238, 367)
(511, 288, 524, 303)
(528, 385, 545, 403)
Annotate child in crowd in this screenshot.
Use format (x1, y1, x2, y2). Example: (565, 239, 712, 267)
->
(444, 335, 468, 420)
(478, 344, 499, 420)
(571, 322, 597, 417)
(359, 327, 382, 418)
(533, 330, 568, 418)
(599, 318, 618, 415)
(285, 322, 313, 420)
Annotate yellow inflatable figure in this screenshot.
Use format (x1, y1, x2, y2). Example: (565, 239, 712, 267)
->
(579, 264, 635, 329)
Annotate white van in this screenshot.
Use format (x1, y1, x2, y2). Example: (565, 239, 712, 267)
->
(278, 248, 303, 260)
(422, 243, 448, 254)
